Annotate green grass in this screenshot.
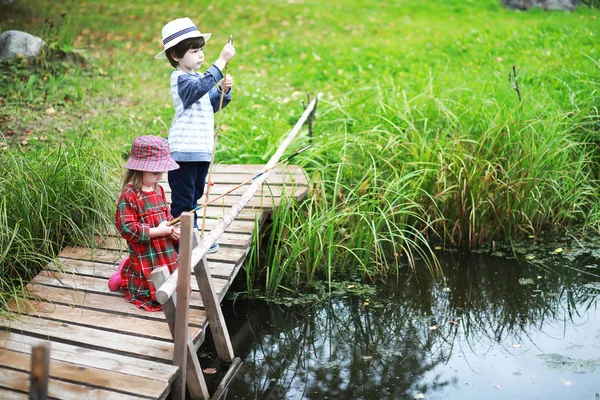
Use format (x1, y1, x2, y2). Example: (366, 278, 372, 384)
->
(1, 0, 599, 295)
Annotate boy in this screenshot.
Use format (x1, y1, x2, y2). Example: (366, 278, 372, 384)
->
(156, 17, 235, 253)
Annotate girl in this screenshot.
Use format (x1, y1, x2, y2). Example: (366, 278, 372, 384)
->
(114, 135, 181, 311)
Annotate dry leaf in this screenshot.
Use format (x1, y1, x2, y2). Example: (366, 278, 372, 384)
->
(429, 325, 438, 331)
(414, 394, 425, 399)
(203, 368, 217, 374)
(45, 107, 56, 116)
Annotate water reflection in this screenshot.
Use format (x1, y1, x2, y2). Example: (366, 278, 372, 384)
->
(207, 247, 600, 399)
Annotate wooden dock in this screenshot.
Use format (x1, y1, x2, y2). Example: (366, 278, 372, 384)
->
(0, 163, 308, 400)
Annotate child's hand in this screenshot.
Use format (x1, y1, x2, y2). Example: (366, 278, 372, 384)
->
(171, 225, 181, 241)
(150, 220, 173, 238)
(219, 43, 236, 63)
(221, 75, 234, 92)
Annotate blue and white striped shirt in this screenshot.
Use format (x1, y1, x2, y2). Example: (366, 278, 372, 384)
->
(168, 65, 232, 162)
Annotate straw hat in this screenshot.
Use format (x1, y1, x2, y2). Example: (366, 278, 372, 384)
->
(155, 17, 211, 59)
(125, 136, 179, 172)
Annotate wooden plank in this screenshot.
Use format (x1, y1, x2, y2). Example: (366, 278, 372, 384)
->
(2, 315, 174, 362)
(6, 300, 202, 342)
(106, 217, 261, 237)
(30, 271, 230, 309)
(22, 284, 208, 329)
(59, 246, 248, 266)
(0, 331, 177, 382)
(57, 256, 236, 281)
(0, 388, 28, 399)
(0, 347, 170, 399)
(163, 183, 304, 197)
(209, 164, 307, 176)
(31, 271, 230, 314)
(97, 231, 252, 252)
(0, 366, 146, 400)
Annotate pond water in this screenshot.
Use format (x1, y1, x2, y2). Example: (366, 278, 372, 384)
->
(201, 241, 600, 400)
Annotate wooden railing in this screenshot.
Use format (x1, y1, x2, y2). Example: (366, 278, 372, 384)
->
(151, 94, 320, 400)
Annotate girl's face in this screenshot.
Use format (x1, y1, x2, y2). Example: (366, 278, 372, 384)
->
(142, 171, 164, 189)
(176, 47, 204, 73)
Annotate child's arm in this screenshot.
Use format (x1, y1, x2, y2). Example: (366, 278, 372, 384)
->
(116, 194, 151, 243)
(208, 79, 233, 112)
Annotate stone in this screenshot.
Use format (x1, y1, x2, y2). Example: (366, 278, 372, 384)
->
(501, 0, 581, 11)
(0, 30, 46, 61)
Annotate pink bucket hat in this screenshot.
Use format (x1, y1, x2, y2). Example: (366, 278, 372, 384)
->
(125, 135, 179, 172)
(155, 17, 211, 59)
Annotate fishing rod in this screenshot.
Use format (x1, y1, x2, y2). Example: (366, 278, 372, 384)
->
(168, 144, 311, 226)
(200, 34, 233, 238)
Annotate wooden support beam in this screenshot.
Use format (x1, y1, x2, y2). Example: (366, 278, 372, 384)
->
(211, 357, 243, 400)
(29, 342, 50, 400)
(194, 256, 234, 362)
(152, 267, 209, 400)
(173, 212, 194, 400)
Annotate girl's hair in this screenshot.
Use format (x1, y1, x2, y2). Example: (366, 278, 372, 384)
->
(122, 170, 146, 193)
(166, 36, 206, 68)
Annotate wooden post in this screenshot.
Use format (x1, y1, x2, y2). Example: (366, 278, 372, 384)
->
(29, 342, 50, 400)
(173, 212, 193, 400)
(152, 267, 210, 400)
(194, 256, 234, 362)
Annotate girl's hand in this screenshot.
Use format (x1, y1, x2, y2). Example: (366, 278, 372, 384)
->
(150, 220, 173, 238)
(221, 75, 234, 92)
(170, 225, 180, 241)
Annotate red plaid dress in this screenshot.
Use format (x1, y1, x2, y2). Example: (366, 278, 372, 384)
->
(116, 184, 178, 311)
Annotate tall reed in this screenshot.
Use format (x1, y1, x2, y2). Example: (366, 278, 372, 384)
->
(0, 143, 119, 315)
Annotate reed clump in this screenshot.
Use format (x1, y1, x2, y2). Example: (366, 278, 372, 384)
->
(0, 144, 118, 315)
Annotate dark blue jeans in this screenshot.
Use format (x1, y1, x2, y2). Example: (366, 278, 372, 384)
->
(168, 161, 210, 227)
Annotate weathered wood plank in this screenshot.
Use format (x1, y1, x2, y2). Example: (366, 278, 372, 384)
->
(97, 232, 252, 252)
(2, 315, 174, 362)
(59, 246, 247, 267)
(0, 331, 178, 381)
(0, 388, 28, 400)
(0, 347, 170, 399)
(56, 256, 236, 281)
(6, 300, 202, 342)
(0, 366, 147, 400)
(30, 272, 228, 310)
(22, 283, 208, 328)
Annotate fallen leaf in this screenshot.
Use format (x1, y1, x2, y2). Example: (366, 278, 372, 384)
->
(429, 325, 438, 331)
(554, 248, 563, 253)
(45, 107, 56, 116)
(414, 394, 425, 399)
(203, 368, 217, 374)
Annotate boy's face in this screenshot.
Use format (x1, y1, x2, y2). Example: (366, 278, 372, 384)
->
(174, 47, 204, 73)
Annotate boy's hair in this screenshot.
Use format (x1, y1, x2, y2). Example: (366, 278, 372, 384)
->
(165, 36, 206, 68)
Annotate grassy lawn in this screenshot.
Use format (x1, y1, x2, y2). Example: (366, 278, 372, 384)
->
(1, 0, 599, 293)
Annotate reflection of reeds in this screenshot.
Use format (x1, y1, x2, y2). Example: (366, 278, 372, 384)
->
(231, 251, 599, 398)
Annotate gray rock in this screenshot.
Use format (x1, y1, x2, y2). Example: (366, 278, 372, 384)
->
(501, 0, 581, 10)
(0, 30, 46, 61)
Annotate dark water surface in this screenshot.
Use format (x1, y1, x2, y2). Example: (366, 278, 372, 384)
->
(203, 243, 600, 400)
